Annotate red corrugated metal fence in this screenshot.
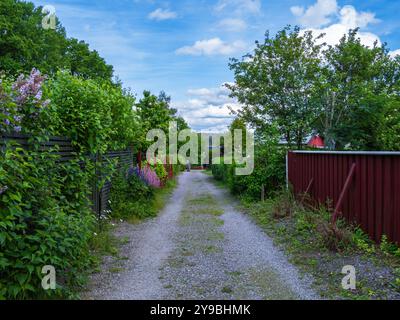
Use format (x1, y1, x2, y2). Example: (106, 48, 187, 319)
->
(287, 151, 400, 244)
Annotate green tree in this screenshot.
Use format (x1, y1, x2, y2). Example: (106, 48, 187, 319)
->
(315, 29, 398, 150)
(136, 91, 172, 148)
(0, 0, 113, 81)
(228, 26, 323, 149)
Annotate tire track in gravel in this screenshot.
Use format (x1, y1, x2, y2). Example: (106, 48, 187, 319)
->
(84, 171, 319, 300)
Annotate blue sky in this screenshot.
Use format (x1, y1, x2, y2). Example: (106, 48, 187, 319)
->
(31, 0, 400, 132)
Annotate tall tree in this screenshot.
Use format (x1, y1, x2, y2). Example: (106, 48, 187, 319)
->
(0, 0, 113, 81)
(315, 29, 398, 150)
(228, 26, 323, 148)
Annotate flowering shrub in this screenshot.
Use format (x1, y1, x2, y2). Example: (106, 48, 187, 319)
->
(142, 160, 167, 184)
(0, 69, 50, 135)
(139, 165, 162, 188)
(46, 71, 139, 153)
(109, 166, 156, 219)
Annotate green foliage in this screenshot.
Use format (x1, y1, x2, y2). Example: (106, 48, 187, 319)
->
(0, 0, 113, 81)
(134, 90, 189, 151)
(228, 26, 323, 149)
(377, 95, 400, 150)
(211, 123, 286, 200)
(45, 72, 112, 153)
(109, 167, 156, 220)
(352, 227, 375, 254)
(380, 235, 400, 257)
(229, 26, 400, 151)
(46, 71, 139, 153)
(135, 91, 173, 149)
(315, 30, 399, 150)
(211, 161, 228, 182)
(0, 143, 95, 299)
(0, 69, 141, 299)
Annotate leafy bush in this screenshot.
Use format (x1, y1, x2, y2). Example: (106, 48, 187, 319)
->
(211, 127, 286, 200)
(109, 166, 156, 219)
(0, 68, 142, 299)
(352, 227, 375, 254)
(211, 161, 228, 182)
(45, 71, 139, 153)
(0, 143, 95, 299)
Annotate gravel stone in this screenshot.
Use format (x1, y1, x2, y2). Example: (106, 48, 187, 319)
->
(83, 171, 320, 300)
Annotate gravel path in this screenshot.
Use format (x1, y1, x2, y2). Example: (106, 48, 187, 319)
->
(83, 171, 319, 300)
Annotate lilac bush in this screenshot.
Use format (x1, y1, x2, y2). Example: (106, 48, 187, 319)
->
(0, 69, 50, 134)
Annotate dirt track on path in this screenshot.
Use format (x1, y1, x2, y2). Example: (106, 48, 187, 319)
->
(83, 171, 319, 300)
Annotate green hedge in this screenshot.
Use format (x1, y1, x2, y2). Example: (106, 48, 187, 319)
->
(211, 143, 286, 201)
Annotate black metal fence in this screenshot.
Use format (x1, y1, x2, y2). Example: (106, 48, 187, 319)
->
(1, 133, 134, 218)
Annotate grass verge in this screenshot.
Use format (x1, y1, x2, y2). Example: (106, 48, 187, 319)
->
(241, 194, 400, 300)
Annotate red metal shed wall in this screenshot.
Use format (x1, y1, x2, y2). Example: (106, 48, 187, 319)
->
(288, 152, 400, 244)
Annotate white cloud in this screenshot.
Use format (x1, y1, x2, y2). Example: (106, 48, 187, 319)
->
(291, 0, 338, 28)
(176, 38, 246, 56)
(173, 84, 240, 132)
(215, 0, 261, 15)
(389, 49, 400, 58)
(339, 5, 379, 29)
(292, 0, 381, 47)
(148, 8, 177, 21)
(176, 38, 247, 56)
(218, 18, 247, 32)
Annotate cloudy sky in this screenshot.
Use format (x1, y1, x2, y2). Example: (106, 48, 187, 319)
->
(31, 0, 400, 132)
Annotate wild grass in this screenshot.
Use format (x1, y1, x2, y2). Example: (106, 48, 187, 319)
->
(240, 188, 400, 299)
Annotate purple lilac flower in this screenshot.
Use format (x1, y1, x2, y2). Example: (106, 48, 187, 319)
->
(34, 90, 42, 101)
(4, 68, 50, 132)
(12, 68, 46, 107)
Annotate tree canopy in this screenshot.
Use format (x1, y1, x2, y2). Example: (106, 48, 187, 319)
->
(0, 0, 113, 81)
(229, 26, 400, 151)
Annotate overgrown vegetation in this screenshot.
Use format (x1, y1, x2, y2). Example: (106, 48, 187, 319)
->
(0, 0, 184, 299)
(109, 167, 156, 220)
(0, 144, 95, 299)
(240, 189, 400, 299)
(211, 124, 286, 201)
(109, 164, 178, 223)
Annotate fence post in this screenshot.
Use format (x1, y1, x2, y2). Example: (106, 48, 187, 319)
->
(332, 163, 356, 223)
